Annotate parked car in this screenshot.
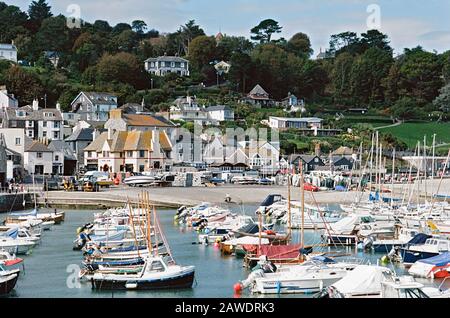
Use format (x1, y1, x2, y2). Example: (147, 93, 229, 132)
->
(304, 183, 320, 192)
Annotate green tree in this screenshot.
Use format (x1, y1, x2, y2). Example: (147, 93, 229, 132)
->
(360, 29, 392, 54)
(5, 66, 45, 105)
(287, 32, 313, 57)
(35, 15, 70, 53)
(131, 20, 147, 35)
(331, 52, 355, 101)
(350, 47, 393, 105)
(250, 19, 283, 44)
(433, 83, 450, 112)
(0, 4, 29, 43)
(329, 32, 361, 56)
(28, 0, 52, 31)
(188, 36, 217, 71)
(95, 52, 149, 89)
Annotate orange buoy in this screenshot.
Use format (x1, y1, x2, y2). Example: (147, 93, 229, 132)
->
(233, 283, 243, 294)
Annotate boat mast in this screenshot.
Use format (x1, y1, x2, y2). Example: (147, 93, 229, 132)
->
(300, 161, 305, 248)
(32, 174, 37, 210)
(423, 136, 428, 203)
(431, 134, 436, 181)
(391, 148, 396, 209)
(287, 164, 292, 237)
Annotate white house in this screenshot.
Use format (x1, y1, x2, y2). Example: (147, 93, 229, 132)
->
(24, 141, 53, 175)
(0, 43, 17, 63)
(269, 116, 323, 130)
(206, 105, 234, 122)
(144, 56, 189, 76)
(170, 96, 210, 124)
(2, 100, 64, 141)
(0, 87, 18, 110)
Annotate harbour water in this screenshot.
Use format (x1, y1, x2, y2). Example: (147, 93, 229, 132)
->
(1, 206, 449, 298)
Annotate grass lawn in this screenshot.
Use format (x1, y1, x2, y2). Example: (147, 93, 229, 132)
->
(378, 122, 450, 149)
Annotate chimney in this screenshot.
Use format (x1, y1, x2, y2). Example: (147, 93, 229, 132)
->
(56, 103, 61, 112)
(32, 99, 39, 111)
(152, 129, 160, 155)
(110, 109, 123, 120)
(315, 143, 321, 156)
(107, 128, 112, 140)
(92, 129, 99, 141)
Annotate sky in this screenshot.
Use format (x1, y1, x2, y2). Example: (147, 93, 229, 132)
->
(9, 0, 450, 56)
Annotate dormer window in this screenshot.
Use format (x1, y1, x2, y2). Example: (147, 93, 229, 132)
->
(181, 62, 184, 68)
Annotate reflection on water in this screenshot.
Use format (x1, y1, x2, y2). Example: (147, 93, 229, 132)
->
(1, 206, 449, 298)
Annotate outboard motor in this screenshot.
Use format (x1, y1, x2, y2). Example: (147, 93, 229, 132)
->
(363, 236, 374, 250)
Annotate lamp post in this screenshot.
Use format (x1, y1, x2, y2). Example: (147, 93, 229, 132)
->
(151, 78, 154, 90)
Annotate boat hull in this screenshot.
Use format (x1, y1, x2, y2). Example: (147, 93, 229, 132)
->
(91, 270, 195, 291)
(399, 248, 439, 266)
(0, 274, 19, 296)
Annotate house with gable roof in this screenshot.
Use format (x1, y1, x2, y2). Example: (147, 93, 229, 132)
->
(71, 91, 118, 122)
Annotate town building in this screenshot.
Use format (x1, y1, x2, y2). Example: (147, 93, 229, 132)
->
(24, 141, 53, 175)
(269, 116, 323, 130)
(65, 128, 97, 172)
(241, 84, 273, 108)
(43, 51, 61, 68)
(144, 56, 190, 76)
(0, 134, 7, 186)
(0, 87, 19, 110)
(2, 100, 63, 141)
(83, 129, 173, 173)
(48, 140, 77, 175)
(0, 43, 17, 63)
(282, 93, 305, 113)
(71, 91, 118, 122)
(205, 105, 234, 122)
(170, 96, 209, 124)
(290, 155, 326, 172)
(105, 109, 176, 134)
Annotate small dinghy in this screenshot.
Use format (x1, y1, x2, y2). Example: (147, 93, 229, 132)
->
(0, 251, 24, 271)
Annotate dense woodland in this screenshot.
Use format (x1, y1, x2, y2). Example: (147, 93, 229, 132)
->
(1, 0, 450, 127)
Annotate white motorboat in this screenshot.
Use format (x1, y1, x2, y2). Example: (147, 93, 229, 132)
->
(124, 174, 158, 187)
(0, 237, 36, 255)
(239, 256, 359, 294)
(317, 265, 450, 298)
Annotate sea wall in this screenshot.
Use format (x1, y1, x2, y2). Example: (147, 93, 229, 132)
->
(0, 193, 33, 213)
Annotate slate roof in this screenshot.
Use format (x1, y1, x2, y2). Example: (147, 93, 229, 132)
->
(6, 106, 63, 121)
(25, 141, 52, 152)
(206, 105, 232, 112)
(65, 128, 95, 142)
(145, 56, 189, 63)
(48, 140, 77, 161)
(248, 84, 269, 99)
(80, 92, 117, 105)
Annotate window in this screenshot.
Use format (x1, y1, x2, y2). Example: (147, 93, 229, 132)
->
(150, 62, 155, 67)
(10, 120, 17, 127)
(102, 151, 109, 157)
(127, 151, 133, 157)
(43, 131, 47, 138)
(171, 62, 175, 67)
(28, 130, 33, 137)
(37, 152, 43, 159)
(15, 138, 21, 145)
(181, 62, 184, 68)
(139, 165, 145, 172)
(53, 132, 59, 139)
(54, 121, 60, 128)
(43, 121, 47, 127)
(139, 150, 145, 158)
(55, 155, 59, 161)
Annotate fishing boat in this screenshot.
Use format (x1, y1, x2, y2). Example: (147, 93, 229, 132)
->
(91, 255, 195, 290)
(239, 256, 360, 295)
(408, 252, 450, 278)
